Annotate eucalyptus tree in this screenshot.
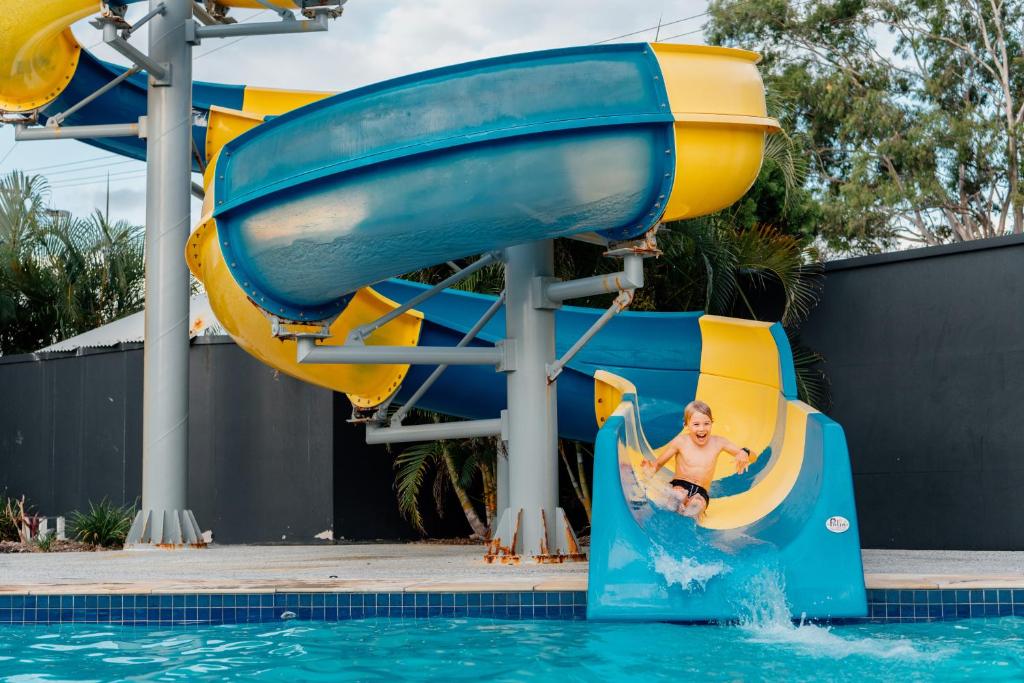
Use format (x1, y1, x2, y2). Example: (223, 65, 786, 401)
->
(708, 0, 1024, 252)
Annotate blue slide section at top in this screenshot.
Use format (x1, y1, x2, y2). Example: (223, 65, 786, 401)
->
(372, 279, 701, 444)
(39, 50, 245, 170)
(212, 44, 678, 322)
(587, 393, 866, 622)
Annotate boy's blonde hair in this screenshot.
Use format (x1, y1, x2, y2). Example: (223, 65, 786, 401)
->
(683, 400, 713, 424)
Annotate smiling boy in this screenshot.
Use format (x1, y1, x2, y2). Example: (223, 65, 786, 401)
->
(641, 400, 751, 518)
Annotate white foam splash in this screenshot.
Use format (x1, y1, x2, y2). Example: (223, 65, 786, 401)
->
(651, 546, 728, 591)
(737, 571, 953, 662)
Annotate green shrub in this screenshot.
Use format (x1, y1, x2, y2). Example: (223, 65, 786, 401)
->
(68, 499, 135, 548)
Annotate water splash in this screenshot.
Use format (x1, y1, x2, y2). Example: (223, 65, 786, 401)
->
(735, 570, 953, 662)
(651, 544, 728, 591)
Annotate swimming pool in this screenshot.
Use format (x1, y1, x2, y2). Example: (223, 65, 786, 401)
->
(2, 616, 1022, 682)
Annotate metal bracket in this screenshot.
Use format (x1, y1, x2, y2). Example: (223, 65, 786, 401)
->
(605, 228, 662, 258)
(269, 317, 333, 340)
(532, 276, 561, 310)
(300, 0, 347, 19)
(185, 19, 200, 45)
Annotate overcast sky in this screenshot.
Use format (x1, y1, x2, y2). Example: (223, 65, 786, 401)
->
(0, 0, 710, 226)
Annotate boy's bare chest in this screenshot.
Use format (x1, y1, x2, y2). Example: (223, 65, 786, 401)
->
(675, 441, 719, 468)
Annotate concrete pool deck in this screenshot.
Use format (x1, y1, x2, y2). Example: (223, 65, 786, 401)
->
(0, 545, 1022, 594)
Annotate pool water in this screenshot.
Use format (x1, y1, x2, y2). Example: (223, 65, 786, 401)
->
(1, 615, 1023, 682)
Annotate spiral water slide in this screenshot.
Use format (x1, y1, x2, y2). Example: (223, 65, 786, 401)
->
(3, 1, 865, 620)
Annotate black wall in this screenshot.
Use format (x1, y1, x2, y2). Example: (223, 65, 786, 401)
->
(802, 234, 1024, 550)
(0, 336, 469, 544)
(0, 338, 337, 544)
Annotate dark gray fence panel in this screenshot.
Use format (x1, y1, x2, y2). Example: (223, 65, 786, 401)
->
(802, 235, 1024, 549)
(188, 339, 335, 544)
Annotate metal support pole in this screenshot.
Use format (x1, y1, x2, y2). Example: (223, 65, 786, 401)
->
(102, 23, 170, 85)
(390, 291, 505, 426)
(346, 252, 498, 343)
(496, 241, 560, 558)
(541, 254, 644, 304)
(194, 12, 328, 38)
(47, 66, 142, 126)
(365, 416, 504, 445)
(125, 0, 202, 549)
(15, 121, 145, 141)
(296, 337, 506, 367)
(547, 289, 634, 383)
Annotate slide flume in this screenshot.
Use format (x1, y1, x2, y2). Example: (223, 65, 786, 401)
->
(1, 1, 866, 621)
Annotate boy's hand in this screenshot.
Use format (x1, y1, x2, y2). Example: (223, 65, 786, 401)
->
(735, 449, 751, 474)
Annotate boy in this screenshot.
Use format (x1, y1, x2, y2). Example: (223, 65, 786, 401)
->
(641, 400, 751, 518)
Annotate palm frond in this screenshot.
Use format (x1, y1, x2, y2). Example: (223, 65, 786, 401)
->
(393, 441, 443, 534)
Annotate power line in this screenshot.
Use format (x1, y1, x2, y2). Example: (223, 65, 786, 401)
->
(0, 141, 17, 167)
(49, 166, 146, 185)
(49, 169, 147, 190)
(660, 25, 709, 41)
(20, 158, 138, 179)
(49, 174, 147, 191)
(591, 10, 710, 45)
(16, 153, 119, 173)
(194, 9, 270, 61)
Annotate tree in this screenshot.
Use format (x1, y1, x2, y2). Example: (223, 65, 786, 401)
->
(393, 420, 497, 539)
(707, 0, 1024, 252)
(0, 171, 145, 354)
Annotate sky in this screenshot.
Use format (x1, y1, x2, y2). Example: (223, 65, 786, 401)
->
(0, 0, 711, 227)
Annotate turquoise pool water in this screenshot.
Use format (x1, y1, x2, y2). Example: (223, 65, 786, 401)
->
(1, 615, 1023, 682)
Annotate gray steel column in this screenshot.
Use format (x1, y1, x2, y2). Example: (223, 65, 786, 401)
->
(125, 0, 203, 548)
(503, 241, 558, 556)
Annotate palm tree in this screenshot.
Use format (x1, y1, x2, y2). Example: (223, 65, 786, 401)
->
(0, 171, 146, 355)
(394, 420, 497, 539)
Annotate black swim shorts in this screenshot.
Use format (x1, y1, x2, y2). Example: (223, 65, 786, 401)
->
(669, 478, 710, 505)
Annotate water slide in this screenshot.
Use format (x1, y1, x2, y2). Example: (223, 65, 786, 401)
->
(2, 1, 866, 621)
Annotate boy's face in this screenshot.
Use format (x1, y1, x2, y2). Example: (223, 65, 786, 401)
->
(687, 412, 712, 446)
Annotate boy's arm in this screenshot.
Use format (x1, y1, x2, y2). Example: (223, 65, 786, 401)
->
(719, 438, 752, 473)
(646, 443, 678, 471)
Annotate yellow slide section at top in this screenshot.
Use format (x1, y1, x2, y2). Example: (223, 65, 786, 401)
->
(0, 0, 310, 113)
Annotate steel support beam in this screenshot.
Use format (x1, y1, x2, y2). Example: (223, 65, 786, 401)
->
(296, 337, 506, 367)
(390, 291, 505, 426)
(541, 254, 644, 304)
(347, 252, 498, 343)
(125, 0, 202, 550)
(102, 23, 170, 85)
(194, 12, 327, 39)
(366, 415, 505, 445)
(547, 289, 634, 383)
(15, 121, 144, 141)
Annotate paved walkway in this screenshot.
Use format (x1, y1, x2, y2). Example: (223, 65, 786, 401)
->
(0, 545, 1021, 594)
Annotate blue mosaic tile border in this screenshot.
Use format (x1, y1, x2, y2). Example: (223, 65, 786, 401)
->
(0, 591, 587, 626)
(0, 588, 1020, 625)
(863, 588, 1024, 623)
